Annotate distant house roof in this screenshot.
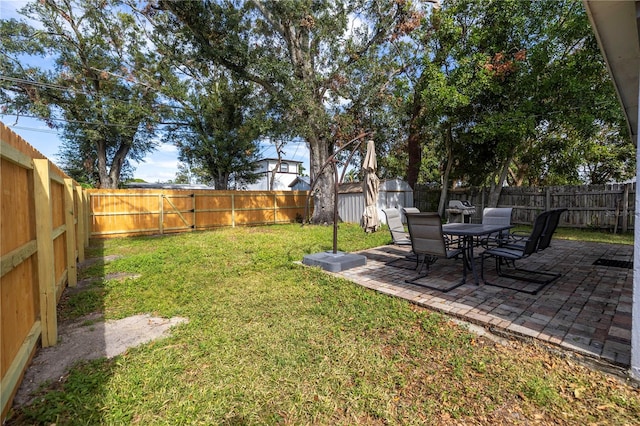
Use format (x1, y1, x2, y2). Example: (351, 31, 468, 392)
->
(123, 182, 214, 190)
(288, 176, 310, 187)
(257, 158, 303, 164)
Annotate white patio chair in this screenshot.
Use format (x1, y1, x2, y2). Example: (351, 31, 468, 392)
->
(479, 207, 513, 248)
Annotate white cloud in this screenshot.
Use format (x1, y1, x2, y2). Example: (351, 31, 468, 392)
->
(136, 159, 179, 169)
(132, 150, 180, 183)
(156, 143, 178, 153)
(133, 166, 177, 183)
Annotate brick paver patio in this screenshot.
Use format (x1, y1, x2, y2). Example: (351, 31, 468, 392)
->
(333, 239, 633, 368)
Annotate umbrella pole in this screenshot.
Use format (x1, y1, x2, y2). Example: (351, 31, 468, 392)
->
(333, 160, 339, 254)
(301, 134, 371, 272)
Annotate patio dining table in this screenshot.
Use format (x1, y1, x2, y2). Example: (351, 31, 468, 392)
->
(442, 223, 513, 285)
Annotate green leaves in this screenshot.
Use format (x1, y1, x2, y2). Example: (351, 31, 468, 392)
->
(2, 0, 166, 188)
(403, 0, 629, 190)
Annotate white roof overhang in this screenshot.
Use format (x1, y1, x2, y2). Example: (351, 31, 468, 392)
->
(584, 0, 640, 141)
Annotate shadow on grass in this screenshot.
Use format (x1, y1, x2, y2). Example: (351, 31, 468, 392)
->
(6, 238, 111, 424)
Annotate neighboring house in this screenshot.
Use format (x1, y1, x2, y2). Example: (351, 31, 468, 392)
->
(288, 176, 311, 191)
(242, 158, 303, 191)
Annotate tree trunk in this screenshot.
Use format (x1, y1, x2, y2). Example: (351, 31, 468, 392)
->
(487, 153, 513, 207)
(406, 94, 423, 189)
(309, 133, 336, 224)
(214, 169, 229, 190)
(96, 141, 112, 189)
(107, 143, 131, 190)
(437, 126, 454, 217)
(96, 139, 132, 189)
(438, 145, 454, 218)
(269, 146, 283, 190)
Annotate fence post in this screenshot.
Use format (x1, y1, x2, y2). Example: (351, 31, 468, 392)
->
(232, 193, 236, 227)
(273, 193, 277, 224)
(83, 189, 90, 247)
(64, 179, 77, 287)
(192, 193, 196, 230)
(159, 194, 164, 234)
(545, 187, 551, 210)
(33, 159, 57, 347)
(76, 186, 85, 262)
(622, 183, 630, 233)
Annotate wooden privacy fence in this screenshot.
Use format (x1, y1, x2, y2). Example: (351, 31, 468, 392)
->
(414, 183, 636, 231)
(1, 123, 88, 420)
(88, 189, 310, 237)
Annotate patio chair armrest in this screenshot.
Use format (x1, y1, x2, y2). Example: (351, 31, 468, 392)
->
(445, 235, 463, 249)
(480, 230, 512, 249)
(495, 232, 526, 246)
(480, 235, 504, 249)
(509, 231, 529, 240)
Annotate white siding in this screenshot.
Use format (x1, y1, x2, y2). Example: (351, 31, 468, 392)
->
(242, 159, 301, 191)
(338, 192, 366, 223)
(337, 179, 414, 225)
(632, 75, 640, 380)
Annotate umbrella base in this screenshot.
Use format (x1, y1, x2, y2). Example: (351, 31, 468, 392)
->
(302, 251, 367, 272)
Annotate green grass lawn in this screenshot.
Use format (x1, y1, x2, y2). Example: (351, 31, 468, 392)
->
(7, 224, 640, 425)
(513, 225, 634, 245)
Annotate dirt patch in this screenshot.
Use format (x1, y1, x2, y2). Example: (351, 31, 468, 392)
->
(13, 313, 188, 408)
(12, 254, 187, 410)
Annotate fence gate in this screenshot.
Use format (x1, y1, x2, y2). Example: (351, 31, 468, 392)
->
(160, 193, 195, 234)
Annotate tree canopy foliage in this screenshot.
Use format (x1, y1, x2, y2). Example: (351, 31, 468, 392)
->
(0, 0, 632, 213)
(0, 0, 164, 188)
(166, 75, 264, 190)
(371, 0, 631, 213)
(145, 0, 425, 223)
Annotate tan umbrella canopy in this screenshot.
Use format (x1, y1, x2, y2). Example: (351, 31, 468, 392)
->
(361, 140, 380, 233)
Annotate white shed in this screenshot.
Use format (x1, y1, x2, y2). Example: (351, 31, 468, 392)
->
(337, 179, 414, 225)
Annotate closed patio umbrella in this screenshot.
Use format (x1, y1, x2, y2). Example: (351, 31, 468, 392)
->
(362, 140, 380, 233)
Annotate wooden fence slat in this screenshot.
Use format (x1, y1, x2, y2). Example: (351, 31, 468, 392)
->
(622, 183, 630, 232)
(64, 179, 77, 287)
(2, 122, 88, 422)
(159, 194, 164, 234)
(33, 159, 57, 347)
(0, 321, 41, 415)
(75, 185, 85, 263)
(83, 190, 90, 247)
(0, 240, 37, 278)
(414, 183, 636, 230)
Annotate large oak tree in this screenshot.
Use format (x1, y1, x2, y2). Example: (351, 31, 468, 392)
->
(151, 0, 418, 224)
(394, 0, 630, 211)
(0, 0, 165, 188)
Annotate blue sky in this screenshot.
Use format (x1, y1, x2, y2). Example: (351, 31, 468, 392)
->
(0, 1, 310, 183)
(2, 115, 310, 183)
